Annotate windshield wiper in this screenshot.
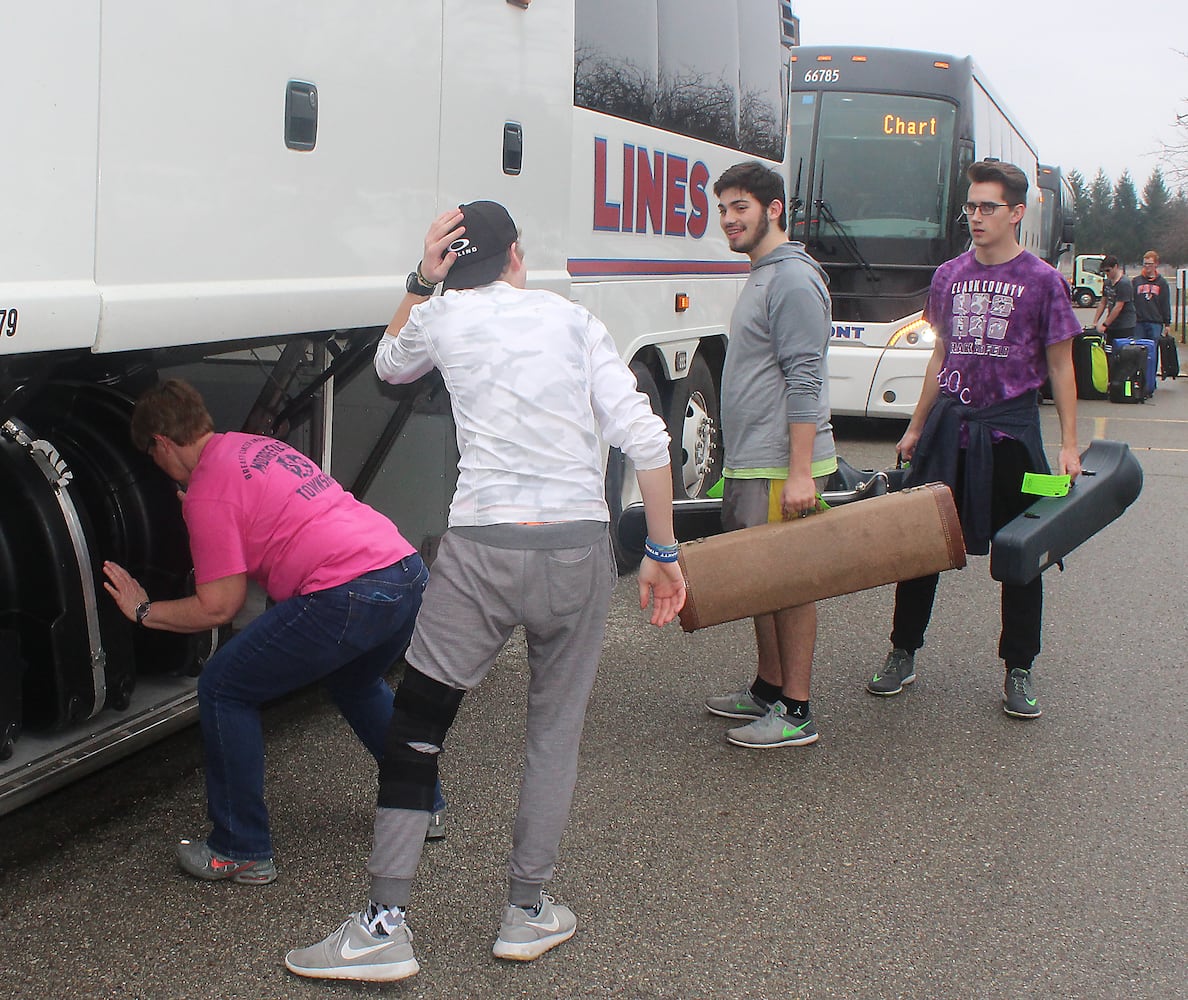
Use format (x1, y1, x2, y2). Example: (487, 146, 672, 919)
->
(815, 198, 879, 283)
(789, 157, 805, 238)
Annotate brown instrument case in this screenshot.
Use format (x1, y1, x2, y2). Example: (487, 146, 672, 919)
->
(676, 482, 966, 632)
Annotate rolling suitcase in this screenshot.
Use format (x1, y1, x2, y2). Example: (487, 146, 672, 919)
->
(1072, 332, 1108, 400)
(1158, 333, 1180, 380)
(1112, 337, 1157, 395)
(1107, 345, 1148, 403)
(990, 440, 1143, 586)
(675, 483, 966, 632)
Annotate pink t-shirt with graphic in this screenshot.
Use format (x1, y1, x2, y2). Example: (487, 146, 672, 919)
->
(925, 249, 1081, 410)
(183, 433, 415, 602)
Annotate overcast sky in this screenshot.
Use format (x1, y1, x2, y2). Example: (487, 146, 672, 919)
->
(796, 0, 1186, 191)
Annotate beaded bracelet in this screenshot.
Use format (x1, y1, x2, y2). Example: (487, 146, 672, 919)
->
(643, 538, 680, 563)
(415, 264, 437, 289)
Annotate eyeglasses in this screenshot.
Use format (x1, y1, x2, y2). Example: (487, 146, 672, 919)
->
(1142, 260, 1157, 266)
(962, 201, 1012, 217)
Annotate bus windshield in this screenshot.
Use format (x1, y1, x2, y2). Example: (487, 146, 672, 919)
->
(792, 91, 957, 239)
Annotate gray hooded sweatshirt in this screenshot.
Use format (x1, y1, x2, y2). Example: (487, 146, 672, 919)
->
(720, 241, 836, 475)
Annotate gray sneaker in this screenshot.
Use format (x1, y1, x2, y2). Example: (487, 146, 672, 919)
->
(726, 701, 819, 748)
(866, 648, 916, 696)
(175, 838, 277, 885)
(425, 809, 446, 841)
(1003, 668, 1042, 719)
(705, 686, 770, 720)
(492, 892, 577, 961)
(285, 912, 419, 982)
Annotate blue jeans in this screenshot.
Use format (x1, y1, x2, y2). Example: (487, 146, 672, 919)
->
(1136, 321, 1163, 343)
(199, 555, 429, 860)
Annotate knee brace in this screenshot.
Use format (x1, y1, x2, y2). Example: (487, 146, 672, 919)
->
(377, 666, 465, 811)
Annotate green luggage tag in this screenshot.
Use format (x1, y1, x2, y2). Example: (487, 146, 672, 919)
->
(1021, 472, 1071, 498)
(706, 477, 724, 499)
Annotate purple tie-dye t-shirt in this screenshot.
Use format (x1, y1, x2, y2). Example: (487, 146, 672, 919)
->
(925, 249, 1080, 410)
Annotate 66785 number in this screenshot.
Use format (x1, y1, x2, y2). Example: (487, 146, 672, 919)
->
(803, 68, 840, 83)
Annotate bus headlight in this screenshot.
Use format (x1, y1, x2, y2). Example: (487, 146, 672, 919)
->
(887, 318, 935, 349)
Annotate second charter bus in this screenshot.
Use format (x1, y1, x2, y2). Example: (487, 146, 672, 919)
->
(786, 46, 1046, 418)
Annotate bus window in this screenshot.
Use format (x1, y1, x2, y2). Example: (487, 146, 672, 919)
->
(738, 0, 787, 161)
(657, 0, 740, 149)
(575, 0, 786, 160)
(575, 0, 659, 124)
(812, 92, 956, 238)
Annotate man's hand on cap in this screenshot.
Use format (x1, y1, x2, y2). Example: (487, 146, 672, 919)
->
(420, 208, 465, 286)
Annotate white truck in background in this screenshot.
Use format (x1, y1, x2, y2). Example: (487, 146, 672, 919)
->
(0, 0, 799, 812)
(1070, 254, 1107, 308)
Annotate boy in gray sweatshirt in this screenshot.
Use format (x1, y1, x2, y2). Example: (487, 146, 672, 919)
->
(704, 161, 837, 748)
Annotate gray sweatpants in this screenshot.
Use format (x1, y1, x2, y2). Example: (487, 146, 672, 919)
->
(368, 522, 615, 908)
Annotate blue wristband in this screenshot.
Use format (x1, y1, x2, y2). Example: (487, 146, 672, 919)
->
(643, 538, 680, 563)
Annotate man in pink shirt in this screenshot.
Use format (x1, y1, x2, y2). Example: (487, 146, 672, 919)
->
(102, 379, 427, 884)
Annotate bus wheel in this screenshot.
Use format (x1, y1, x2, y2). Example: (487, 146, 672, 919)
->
(665, 355, 721, 500)
(607, 361, 663, 572)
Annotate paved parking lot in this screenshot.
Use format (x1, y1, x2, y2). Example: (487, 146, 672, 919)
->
(1, 365, 1185, 999)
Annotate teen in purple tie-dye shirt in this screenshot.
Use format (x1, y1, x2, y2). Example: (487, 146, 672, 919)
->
(865, 160, 1080, 722)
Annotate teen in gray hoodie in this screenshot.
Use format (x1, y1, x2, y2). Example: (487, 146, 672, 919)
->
(704, 161, 837, 749)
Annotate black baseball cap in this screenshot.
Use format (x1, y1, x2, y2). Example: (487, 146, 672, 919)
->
(441, 201, 518, 291)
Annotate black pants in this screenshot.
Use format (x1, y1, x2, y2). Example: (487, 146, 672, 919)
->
(891, 438, 1042, 670)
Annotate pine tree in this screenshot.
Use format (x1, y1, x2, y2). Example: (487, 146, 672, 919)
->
(1068, 169, 1088, 214)
(1077, 169, 1112, 253)
(1139, 168, 1172, 258)
(1110, 172, 1141, 264)
(1157, 190, 1188, 266)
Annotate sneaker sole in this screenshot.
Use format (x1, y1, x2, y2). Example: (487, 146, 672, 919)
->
(726, 730, 820, 748)
(705, 705, 765, 720)
(865, 673, 915, 696)
(284, 956, 420, 982)
(492, 926, 576, 961)
(1003, 702, 1042, 719)
(232, 868, 277, 885)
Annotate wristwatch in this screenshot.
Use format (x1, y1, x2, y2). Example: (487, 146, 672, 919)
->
(406, 268, 436, 296)
(135, 601, 152, 625)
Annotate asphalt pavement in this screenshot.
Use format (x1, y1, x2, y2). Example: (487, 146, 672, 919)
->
(1, 340, 1185, 999)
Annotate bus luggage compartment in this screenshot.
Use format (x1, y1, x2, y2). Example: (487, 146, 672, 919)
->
(0, 423, 109, 731)
(15, 383, 206, 682)
(0, 627, 27, 759)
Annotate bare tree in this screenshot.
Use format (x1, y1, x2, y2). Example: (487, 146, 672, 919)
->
(1159, 49, 1188, 186)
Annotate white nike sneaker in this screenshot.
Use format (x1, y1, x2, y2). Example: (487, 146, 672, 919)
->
(285, 912, 419, 982)
(492, 892, 577, 960)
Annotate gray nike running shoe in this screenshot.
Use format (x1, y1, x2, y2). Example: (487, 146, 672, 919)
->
(1003, 668, 1042, 719)
(285, 912, 419, 982)
(866, 648, 916, 696)
(175, 838, 277, 885)
(492, 892, 577, 961)
(726, 701, 819, 748)
(704, 686, 770, 720)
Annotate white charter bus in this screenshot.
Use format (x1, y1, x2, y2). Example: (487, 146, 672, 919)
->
(785, 45, 1046, 418)
(0, 0, 799, 812)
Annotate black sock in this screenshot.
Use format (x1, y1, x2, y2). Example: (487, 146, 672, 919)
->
(777, 697, 810, 718)
(364, 900, 406, 937)
(751, 678, 782, 704)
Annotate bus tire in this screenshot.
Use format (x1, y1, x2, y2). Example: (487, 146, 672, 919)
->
(607, 360, 663, 573)
(664, 354, 721, 500)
